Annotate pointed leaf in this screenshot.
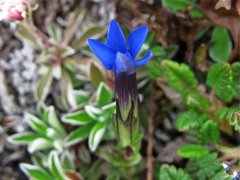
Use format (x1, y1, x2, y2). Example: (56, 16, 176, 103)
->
(62, 110, 93, 125)
(20, 163, 54, 180)
(96, 82, 113, 106)
(88, 122, 106, 152)
(177, 144, 209, 159)
(25, 113, 48, 134)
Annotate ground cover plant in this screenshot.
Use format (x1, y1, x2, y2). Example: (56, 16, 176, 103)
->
(0, 0, 239, 180)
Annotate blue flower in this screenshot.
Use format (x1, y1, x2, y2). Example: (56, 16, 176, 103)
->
(87, 20, 152, 74)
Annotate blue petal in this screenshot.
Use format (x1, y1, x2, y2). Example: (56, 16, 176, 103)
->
(128, 25, 148, 59)
(88, 39, 116, 70)
(107, 20, 127, 53)
(134, 51, 152, 67)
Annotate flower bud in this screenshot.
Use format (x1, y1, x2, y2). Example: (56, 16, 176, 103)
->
(0, 0, 27, 21)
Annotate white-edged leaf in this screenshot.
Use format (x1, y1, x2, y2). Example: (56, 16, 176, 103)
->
(48, 151, 69, 180)
(61, 151, 75, 170)
(73, 90, 90, 105)
(52, 64, 62, 79)
(96, 82, 113, 106)
(25, 113, 48, 134)
(28, 138, 53, 153)
(102, 102, 116, 114)
(62, 110, 93, 125)
(8, 132, 40, 144)
(20, 163, 54, 180)
(35, 68, 53, 101)
(65, 123, 94, 147)
(47, 23, 62, 43)
(84, 105, 102, 120)
(88, 122, 106, 152)
(47, 106, 66, 135)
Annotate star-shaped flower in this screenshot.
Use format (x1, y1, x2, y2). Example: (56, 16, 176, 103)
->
(87, 20, 152, 75)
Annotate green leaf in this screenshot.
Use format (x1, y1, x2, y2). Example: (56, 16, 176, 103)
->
(47, 106, 65, 135)
(183, 93, 211, 110)
(159, 165, 192, 180)
(48, 151, 67, 180)
(232, 62, 240, 98)
(65, 123, 94, 146)
(162, 60, 198, 96)
(147, 60, 163, 79)
(28, 138, 53, 153)
(35, 68, 53, 101)
(20, 163, 54, 180)
(89, 62, 106, 89)
(47, 23, 62, 43)
(88, 122, 106, 152)
(62, 110, 93, 125)
(102, 102, 116, 115)
(37, 103, 49, 122)
(176, 110, 207, 131)
(61, 151, 75, 170)
(73, 90, 90, 105)
(16, 24, 39, 48)
(177, 144, 209, 159)
(84, 106, 102, 120)
(218, 106, 240, 132)
(96, 82, 113, 106)
(8, 132, 40, 144)
(206, 63, 234, 102)
(186, 153, 226, 180)
(25, 113, 48, 134)
(162, 0, 194, 12)
(199, 120, 220, 144)
(209, 27, 232, 63)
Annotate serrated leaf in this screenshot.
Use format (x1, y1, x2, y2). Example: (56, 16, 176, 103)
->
(159, 165, 192, 180)
(183, 93, 211, 110)
(96, 82, 113, 106)
(20, 163, 54, 180)
(199, 120, 220, 144)
(177, 144, 209, 159)
(35, 68, 53, 101)
(209, 27, 232, 63)
(62, 110, 93, 125)
(232, 62, 240, 98)
(206, 63, 234, 102)
(186, 153, 225, 180)
(89, 62, 106, 89)
(25, 113, 48, 134)
(8, 132, 40, 144)
(48, 151, 68, 180)
(65, 123, 94, 146)
(162, 60, 198, 97)
(162, 0, 194, 12)
(88, 122, 106, 152)
(176, 110, 207, 131)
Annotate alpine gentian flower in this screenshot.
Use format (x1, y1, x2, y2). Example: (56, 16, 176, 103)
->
(0, 0, 27, 21)
(88, 20, 152, 147)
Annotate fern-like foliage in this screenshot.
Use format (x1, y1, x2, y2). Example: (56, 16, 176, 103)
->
(217, 106, 240, 132)
(186, 153, 229, 180)
(162, 60, 210, 110)
(159, 165, 192, 180)
(232, 62, 240, 98)
(206, 63, 235, 102)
